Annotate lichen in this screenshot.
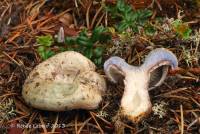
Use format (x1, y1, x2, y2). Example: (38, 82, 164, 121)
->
(152, 101, 167, 119)
(97, 110, 109, 118)
(0, 98, 16, 122)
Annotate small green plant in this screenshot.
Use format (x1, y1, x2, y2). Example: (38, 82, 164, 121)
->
(35, 27, 111, 65)
(36, 35, 55, 60)
(106, 0, 152, 32)
(172, 19, 192, 39)
(65, 26, 111, 65)
(144, 24, 157, 36)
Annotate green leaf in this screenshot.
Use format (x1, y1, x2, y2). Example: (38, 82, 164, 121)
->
(85, 48, 93, 59)
(37, 46, 55, 60)
(91, 26, 111, 43)
(46, 50, 55, 58)
(76, 36, 92, 46)
(144, 25, 157, 36)
(59, 47, 67, 52)
(172, 19, 182, 28)
(140, 10, 152, 18)
(182, 28, 192, 39)
(76, 29, 92, 46)
(62, 26, 111, 65)
(65, 37, 76, 45)
(116, 21, 129, 32)
(172, 19, 192, 39)
(106, 0, 152, 33)
(37, 46, 45, 52)
(79, 29, 88, 37)
(131, 25, 139, 33)
(94, 47, 103, 57)
(117, 0, 126, 13)
(91, 26, 106, 42)
(36, 35, 53, 47)
(94, 57, 102, 66)
(67, 47, 75, 51)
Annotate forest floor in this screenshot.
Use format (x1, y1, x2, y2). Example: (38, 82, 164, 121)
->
(0, 0, 200, 133)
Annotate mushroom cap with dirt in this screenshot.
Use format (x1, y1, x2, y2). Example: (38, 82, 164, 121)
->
(22, 51, 106, 111)
(104, 48, 178, 122)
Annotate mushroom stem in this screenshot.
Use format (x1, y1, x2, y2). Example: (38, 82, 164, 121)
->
(120, 69, 152, 121)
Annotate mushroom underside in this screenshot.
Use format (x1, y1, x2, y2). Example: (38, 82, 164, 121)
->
(105, 61, 171, 90)
(149, 65, 169, 89)
(103, 48, 178, 122)
(105, 65, 125, 83)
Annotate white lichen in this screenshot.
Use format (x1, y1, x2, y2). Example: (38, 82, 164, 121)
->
(152, 101, 167, 119)
(0, 98, 16, 122)
(96, 110, 109, 118)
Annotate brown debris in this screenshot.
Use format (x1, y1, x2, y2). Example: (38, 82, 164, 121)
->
(0, 0, 199, 133)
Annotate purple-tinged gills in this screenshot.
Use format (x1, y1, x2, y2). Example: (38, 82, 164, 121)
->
(104, 48, 178, 122)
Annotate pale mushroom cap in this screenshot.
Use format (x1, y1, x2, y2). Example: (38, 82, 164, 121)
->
(28, 51, 96, 79)
(22, 51, 106, 111)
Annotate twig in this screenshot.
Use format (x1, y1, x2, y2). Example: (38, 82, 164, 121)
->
(39, 114, 48, 134)
(91, 5, 103, 28)
(77, 117, 91, 134)
(37, 8, 72, 28)
(176, 74, 198, 81)
(154, 87, 188, 98)
(190, 97, 200, 108)
(75, 114, 78, 134)
(180, 105, 184, 134)
(90, 112, 104, 134)
(120, 121, 135, 130)
(24, 112, 38, 133)
(2, 51, 21, 67)
(187, 118, 199, 130)
(51, 113, 59, 133)
(86, 2, 92, 29)
(161, 95, 189, 100)
(7, 114, 29, 123)
(105, 11, 108, 27)
(155, 0, 162, 11)
(175, 109, 200, 113)
(96, 12, 105, 27)
(0, 93, 18, 99)
(90, 111, 112, 126)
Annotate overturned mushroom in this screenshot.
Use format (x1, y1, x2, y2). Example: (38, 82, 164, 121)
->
(22, 51, 106, 111)
(104, 48, 178, 122)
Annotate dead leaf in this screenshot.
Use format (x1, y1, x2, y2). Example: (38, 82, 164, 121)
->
(64, 27, 79, 36)
(59, 13, 73, 27)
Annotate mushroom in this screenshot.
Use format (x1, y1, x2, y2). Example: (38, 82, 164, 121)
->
(22, 51, 106, 111)
(104, 48, 178, 122)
